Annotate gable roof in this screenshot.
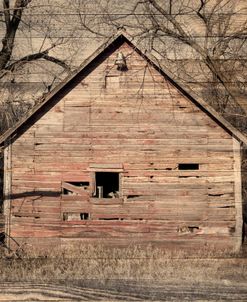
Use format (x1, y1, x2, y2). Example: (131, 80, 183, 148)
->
(1, 31, 247, 147)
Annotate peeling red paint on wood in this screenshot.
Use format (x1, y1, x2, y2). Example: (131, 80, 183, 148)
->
(3, 40, 242, 251)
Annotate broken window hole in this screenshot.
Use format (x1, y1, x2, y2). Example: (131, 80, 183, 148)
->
(208, 193, 224, 197)
(62, 182, 89, 195)
(94, 172, 119, 198)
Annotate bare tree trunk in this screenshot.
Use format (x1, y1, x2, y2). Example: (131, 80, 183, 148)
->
(0, 0, 31, 70)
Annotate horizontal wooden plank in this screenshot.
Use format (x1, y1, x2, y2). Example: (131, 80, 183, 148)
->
(7, 41, 238, 248)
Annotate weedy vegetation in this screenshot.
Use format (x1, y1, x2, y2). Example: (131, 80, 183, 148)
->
(0, 244, 246, 286)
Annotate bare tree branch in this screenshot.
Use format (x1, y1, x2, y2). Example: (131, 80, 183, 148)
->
(3, 0, 10, 30)
(3, 51, 71, 73)
(0, 0, 32, 70)
(140, 0, 246, 113)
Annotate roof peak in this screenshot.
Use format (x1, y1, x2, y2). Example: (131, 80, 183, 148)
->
(1, 31, 247, 147)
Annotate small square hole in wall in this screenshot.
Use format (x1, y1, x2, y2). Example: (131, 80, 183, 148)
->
(94, 172, 119, 198)
(178, 163, 199, 170)
(105, 75, 120, 89)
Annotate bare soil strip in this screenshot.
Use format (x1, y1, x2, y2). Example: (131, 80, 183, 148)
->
(0, 281, 246, 301)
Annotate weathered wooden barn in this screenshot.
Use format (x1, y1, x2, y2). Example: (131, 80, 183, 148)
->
(0, 33, 246, 252)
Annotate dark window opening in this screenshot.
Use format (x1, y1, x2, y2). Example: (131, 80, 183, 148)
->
(62, 182, 89, 195)
(80, 213, 89, 220)
(94, 172, 119, 198)
(178, 163, 199, 170)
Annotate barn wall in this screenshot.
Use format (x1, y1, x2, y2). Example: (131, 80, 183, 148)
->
(8, 42, 239, 251)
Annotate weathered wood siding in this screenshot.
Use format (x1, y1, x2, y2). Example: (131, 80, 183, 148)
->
(7, 41, 241, 251)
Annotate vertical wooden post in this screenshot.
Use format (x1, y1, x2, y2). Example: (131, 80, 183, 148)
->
(233, 138, 243, 252)
(3, 140, 12, 250)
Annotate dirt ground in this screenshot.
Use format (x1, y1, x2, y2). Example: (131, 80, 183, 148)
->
(0, 280, 246, 301)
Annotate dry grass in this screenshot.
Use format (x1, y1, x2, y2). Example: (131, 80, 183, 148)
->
(0, 244, 246, 286)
